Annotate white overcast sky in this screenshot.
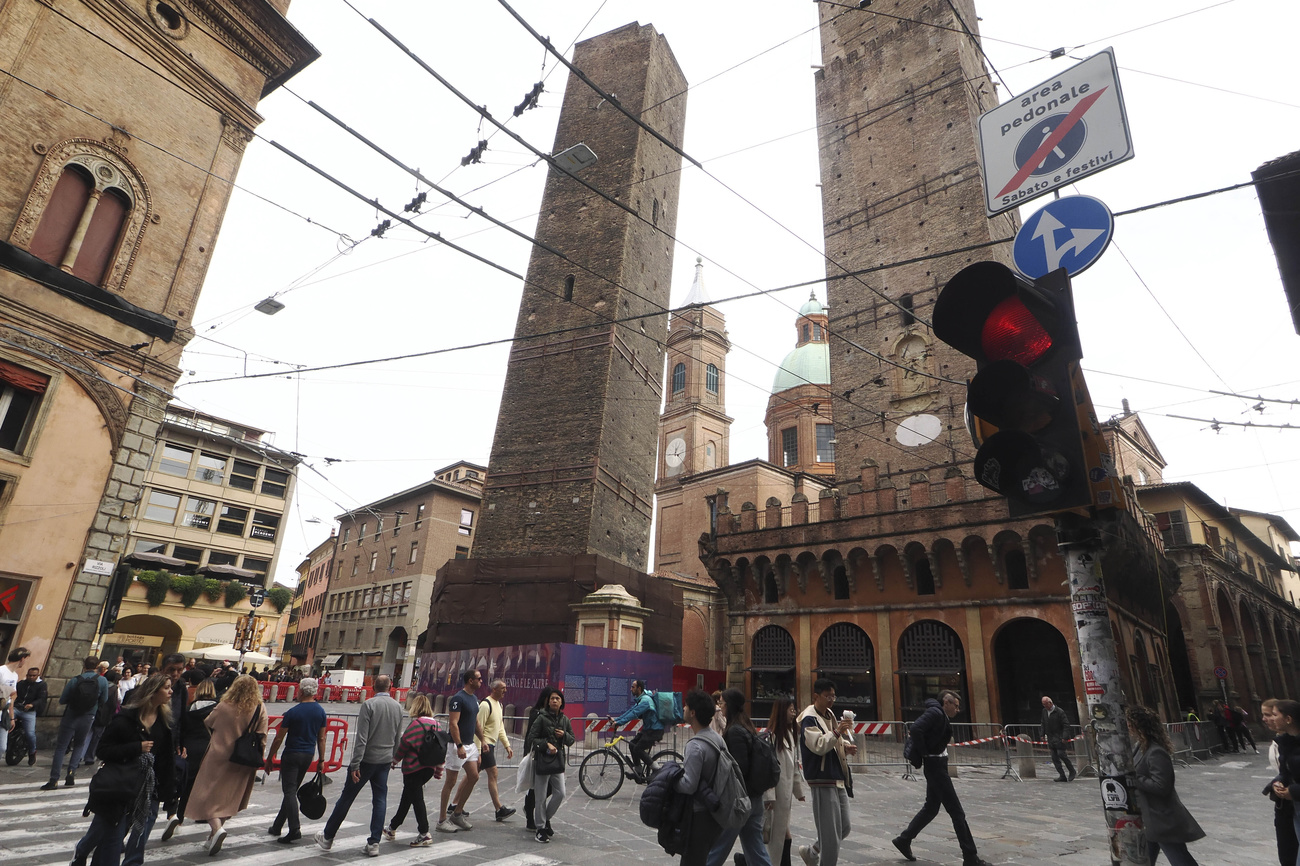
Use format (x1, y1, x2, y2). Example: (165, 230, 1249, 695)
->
(171, 1, 1300, 587)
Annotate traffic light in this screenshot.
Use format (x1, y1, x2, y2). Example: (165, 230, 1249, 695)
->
(932, 262, 1115, 517)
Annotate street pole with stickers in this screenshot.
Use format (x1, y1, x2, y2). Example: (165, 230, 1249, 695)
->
(1057, 514, 1146, 866)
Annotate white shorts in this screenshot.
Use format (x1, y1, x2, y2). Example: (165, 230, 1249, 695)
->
(445, 741, 480, 772)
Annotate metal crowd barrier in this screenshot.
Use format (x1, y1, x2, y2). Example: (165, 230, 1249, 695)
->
(1002, 723, 1090, 781)
(1167, 721, 1221, 765)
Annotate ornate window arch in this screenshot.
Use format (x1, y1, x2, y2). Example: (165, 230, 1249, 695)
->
(13, 139, 151, 292)
(671, 362, 686, 395)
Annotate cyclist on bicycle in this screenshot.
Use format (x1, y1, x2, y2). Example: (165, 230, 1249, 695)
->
(608, 680, 663, 782)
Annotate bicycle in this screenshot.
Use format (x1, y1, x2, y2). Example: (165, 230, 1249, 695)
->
(578, 734, 682, 799)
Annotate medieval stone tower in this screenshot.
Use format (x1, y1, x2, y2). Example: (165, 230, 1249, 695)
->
(425, 23, 687, 656)
(815, 1, 1018, 486)
(474, 22, 688, 572)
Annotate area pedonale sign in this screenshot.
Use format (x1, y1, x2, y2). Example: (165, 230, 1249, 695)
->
(978, 48, 1134, 217)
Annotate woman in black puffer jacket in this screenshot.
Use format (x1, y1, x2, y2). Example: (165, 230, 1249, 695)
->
(73, 674, 176, 866)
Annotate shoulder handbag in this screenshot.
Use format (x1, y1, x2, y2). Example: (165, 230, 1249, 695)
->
(87, 759, 146, 813)
(229, 707, 266, 768)
(534, 745, 565, 776)
(298, 769, 327, 819)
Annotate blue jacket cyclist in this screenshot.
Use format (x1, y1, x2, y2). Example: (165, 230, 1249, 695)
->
(610, 679, 664, 781)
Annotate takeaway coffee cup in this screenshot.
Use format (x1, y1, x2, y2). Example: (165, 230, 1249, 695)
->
(842, 710, 855, 722)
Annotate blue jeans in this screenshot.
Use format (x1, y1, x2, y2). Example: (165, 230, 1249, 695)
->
(324, 762, 389, 845)
(706, 795, 774, 866)
(74, 810, 130, 866)
(50, 711, 96, 781)
(14, 708, 37, 755)
(121, 800, 159, 866)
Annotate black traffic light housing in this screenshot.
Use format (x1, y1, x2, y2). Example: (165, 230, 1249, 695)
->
(933, 262, 1098, 517)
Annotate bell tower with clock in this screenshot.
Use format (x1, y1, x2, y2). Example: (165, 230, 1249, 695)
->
(657, 259, 732, 485)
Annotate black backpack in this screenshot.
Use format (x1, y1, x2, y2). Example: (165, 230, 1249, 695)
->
(416, 720, 447, 766)
(741, 728, 780, 796)
(94, 691, 119, 727)
(69, 675, 100, 715)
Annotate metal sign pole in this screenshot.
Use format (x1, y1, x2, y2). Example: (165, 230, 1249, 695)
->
(1057, 516, 1147, 866)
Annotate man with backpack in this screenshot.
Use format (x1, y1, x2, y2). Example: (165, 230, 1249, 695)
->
(610, 679, 665, 782)
(40, 655, 108, 790)
(797, 678, 856, 866)
(673, 689, 747, 866)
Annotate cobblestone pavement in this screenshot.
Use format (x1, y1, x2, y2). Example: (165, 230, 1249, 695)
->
(0, 715, 1281, 866)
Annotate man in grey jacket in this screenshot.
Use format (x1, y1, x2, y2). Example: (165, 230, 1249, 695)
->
(316, 675, 405, 856)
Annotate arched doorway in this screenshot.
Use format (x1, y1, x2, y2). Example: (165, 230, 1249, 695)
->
(750, 625, 795, 722)
(103, 614, 183, 669)
(1239, 600, 1268, 701)
(1217, 590, 1247, 700)
(1165, 604, 1197, 712)
(817, 622, 876, 721)
(993, 618, 1075, 725)
(898, 621, 967, 722)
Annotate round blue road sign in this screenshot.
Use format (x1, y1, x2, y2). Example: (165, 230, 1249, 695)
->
(1012, 194, 1114, 279)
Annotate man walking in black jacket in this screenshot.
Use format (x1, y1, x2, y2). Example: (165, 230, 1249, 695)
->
(892, 692, 992, 866)
(1040, 696, 1076, 782)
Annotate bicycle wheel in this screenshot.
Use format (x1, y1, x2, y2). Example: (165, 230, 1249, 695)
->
(647, 748, 683, 776)
(579, 748, 625, 799)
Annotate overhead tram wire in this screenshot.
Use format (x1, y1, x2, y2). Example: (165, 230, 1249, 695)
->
(182, 165, 1288, 390)
(484, 0, 968, 391)
(330, 1, 969, 396)
(0, 65, 350, 245)
(340, 0, 935, 343)
(282, 90, 955, 424)
(240, 139, 977, 460)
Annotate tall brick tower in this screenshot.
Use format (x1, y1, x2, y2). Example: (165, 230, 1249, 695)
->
(425, 23, 687, 656)
(815, 1, 1018, 485)
(473, 22, 687, 571)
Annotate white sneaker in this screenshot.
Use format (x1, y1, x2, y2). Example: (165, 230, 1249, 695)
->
(161, 817, 182, 842)
(450, 812, 472, 831)
(363, 842, 380, 857)
(435, 819, 458, 834)
(410, 834, 434, 847)
(799, 845, 816, 866)
(314, 832, 333, 850)
(381, 828, 396, 842)
(205, 828, 226, 856)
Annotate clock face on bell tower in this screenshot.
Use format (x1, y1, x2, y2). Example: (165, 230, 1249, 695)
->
(656, 264, 732, 491)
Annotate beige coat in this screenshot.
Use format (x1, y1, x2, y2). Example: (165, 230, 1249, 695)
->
(184, 701, 266, 821)
(763, 735, 805, 864)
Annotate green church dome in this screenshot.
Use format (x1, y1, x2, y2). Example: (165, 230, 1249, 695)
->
(772, 341, 831, 394)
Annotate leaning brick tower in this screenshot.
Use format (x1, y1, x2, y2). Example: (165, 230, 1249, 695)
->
(424, 23, 687, 656)
(815, 0, 1018, 486)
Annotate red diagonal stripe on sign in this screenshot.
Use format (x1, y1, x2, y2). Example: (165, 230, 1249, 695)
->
(0, 586, 16, 614)
(995, 86, 1108, 198)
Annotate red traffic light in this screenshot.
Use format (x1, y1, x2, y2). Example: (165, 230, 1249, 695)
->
(932, 262, 1077, 365)
(981, 296, 1053, 365)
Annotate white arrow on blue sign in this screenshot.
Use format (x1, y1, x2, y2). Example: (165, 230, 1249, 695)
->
(1012, 194, 1114, 279)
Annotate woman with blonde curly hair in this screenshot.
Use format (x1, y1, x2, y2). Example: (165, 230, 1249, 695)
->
(184, 675, 267, 855)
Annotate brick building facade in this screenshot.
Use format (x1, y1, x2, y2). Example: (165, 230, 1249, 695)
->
(0, 0, 315, 688)
(693, 1, 1177, 725)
